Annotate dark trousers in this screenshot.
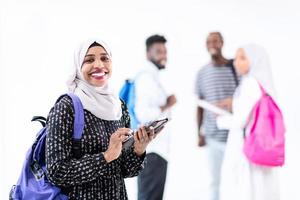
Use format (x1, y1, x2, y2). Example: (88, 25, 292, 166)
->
(137, 153, 168, 200)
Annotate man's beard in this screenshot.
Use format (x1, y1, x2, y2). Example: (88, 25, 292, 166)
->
(150, 59, 165, 70)
(208, 48, 221, 60)
(211, 54, 219, 60)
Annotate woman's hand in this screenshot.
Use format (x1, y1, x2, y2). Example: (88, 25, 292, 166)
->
(103, 128, 131, 163)
(133, 126, 155, 156)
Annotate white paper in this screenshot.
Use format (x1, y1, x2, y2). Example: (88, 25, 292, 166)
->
(197, 99, 232, 116)
(216, 115, 233, 130)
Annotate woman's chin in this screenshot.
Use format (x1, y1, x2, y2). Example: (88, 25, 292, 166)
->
(89, 80, 108, 87)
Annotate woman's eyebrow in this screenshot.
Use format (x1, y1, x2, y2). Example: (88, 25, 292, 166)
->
(85, 53, 109, 57)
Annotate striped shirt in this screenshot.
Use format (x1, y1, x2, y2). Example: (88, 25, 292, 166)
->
(195, 62, 238, 142)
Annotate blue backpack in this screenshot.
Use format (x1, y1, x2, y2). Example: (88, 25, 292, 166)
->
(119, 79, 140, 129)
(9, 93, 84, 200)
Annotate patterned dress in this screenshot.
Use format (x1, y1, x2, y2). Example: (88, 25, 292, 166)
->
(45, 95, 145, 200)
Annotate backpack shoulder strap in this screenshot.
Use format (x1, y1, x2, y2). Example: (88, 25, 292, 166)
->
(55, 93, 85, 159)
(227, 59, 239, 86)
(258, 83, 268, 96)
(55, 93, 85, 140)
(67, 93, 85, 140)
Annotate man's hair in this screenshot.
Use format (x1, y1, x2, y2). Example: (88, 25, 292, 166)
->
(146, 34, 167, 51)
(208, 32, 224, 42)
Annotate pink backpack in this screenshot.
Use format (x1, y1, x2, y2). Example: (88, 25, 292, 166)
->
(243, 84, 285, 167)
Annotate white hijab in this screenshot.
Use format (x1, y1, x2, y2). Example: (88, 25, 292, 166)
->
(66, 38, 122, 120)
(242, 44, 276, 98)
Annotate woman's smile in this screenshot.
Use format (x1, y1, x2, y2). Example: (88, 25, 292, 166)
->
(89, 68, 109, 80)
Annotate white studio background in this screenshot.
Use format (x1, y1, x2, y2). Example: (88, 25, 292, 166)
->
(1, 0, 300, 199)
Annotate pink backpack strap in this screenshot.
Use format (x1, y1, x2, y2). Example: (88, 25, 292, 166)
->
(243, 80, 265, 136)
(258, 84, 268, 95)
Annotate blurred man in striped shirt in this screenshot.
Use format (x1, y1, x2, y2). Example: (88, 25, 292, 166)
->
(195, 32, 238, 200)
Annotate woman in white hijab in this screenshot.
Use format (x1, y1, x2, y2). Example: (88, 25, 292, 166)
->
(46, 39, 155, 200)
(219, 44, 280, 200)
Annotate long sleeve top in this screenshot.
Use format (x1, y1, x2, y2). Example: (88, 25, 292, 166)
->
(220, 75, 280, 200)
(45, 95, 145, 200)
(217, 75, 261, 132)
(134, 61, 172, 161)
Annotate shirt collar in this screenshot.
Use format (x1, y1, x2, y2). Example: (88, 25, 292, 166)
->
(145, 60, 160, 75)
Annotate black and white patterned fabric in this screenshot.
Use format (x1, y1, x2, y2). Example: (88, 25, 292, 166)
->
(45, 95, 145, 200)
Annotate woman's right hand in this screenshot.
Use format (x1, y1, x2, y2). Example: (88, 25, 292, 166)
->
(103, 128, 132, 163)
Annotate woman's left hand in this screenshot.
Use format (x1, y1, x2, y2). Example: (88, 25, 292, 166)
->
(133, 126, 155, 156)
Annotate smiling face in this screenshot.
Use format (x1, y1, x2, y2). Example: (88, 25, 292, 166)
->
(147, 42, 167, 69)
(234, 48, 250, 75)
(206, 32, 223, 58)
(81, 45, 112, 87)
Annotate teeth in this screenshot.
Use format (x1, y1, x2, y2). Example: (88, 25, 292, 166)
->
(92, 72, 105, 77)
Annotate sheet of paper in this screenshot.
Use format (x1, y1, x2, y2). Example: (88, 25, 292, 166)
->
(197, 99, 232, 116)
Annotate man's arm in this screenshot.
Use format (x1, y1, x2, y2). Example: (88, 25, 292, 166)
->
(215, 97, 233, 113)
(197, 106, 206, 147)
(195, 70, 205, 146)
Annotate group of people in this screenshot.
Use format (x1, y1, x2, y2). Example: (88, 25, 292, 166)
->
(195, 32, 280, 200)
(44, 32, 281, 200)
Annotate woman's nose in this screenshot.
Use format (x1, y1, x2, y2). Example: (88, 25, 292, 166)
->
(94, 58, 104, 68)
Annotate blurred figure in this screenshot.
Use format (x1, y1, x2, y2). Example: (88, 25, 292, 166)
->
(135, 34, 177, 200)
(219, 44, 280, 200)
(195, 32, 238, 200)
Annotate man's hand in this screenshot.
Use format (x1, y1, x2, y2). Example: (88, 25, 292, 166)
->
(215, 97, 233, 112)
(198, 132, 206, 147)
(166, 95, 177, 108)
(161, 94, 177, 112)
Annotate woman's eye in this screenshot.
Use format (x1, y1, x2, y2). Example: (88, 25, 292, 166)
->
(101, 56, 110, 62)
(84, 58, 94, 63)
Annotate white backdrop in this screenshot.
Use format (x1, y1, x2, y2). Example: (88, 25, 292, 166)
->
(1, 0, 300, 199)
